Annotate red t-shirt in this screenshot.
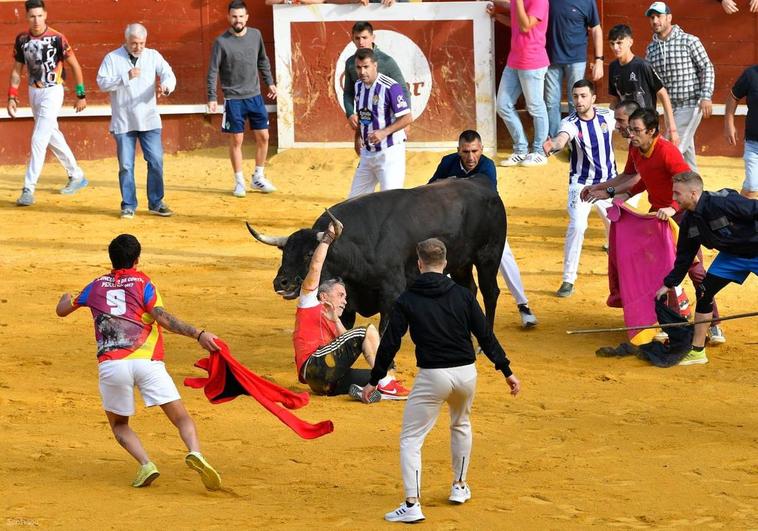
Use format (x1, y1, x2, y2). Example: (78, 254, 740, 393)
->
(292, 291, 338, 383)
(624, 136, 689, 211)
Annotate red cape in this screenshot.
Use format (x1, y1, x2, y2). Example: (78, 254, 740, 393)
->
(184, 340, 334, 440)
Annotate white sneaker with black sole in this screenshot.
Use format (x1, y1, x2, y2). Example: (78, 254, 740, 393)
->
(448, 483, 471, 504)
(384, 501, 425, 523)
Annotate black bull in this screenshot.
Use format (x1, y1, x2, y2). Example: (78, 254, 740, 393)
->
(247, 177, 506, 331)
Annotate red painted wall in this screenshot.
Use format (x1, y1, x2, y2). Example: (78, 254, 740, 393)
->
(0, 0, 753, 163)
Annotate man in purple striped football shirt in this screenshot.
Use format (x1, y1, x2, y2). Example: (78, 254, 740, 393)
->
(348, 47, 413, 198)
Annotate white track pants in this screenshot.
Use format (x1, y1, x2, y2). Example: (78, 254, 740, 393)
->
(24, 84, 82, 192)
(673, 106, 703, 173)
(348, 142, 406, 198)
(563, 182, 612, 283)
(499, 238, 528, 305)
(399, 364, 477, 500)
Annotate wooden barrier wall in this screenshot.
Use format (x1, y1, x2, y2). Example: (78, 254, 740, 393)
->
(0, 0, 754, 163)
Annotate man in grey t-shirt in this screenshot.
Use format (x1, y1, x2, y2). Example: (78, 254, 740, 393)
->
(207, 0, 277, 196)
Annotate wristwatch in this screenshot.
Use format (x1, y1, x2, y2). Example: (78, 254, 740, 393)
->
(595, 56, 604, 61)
(606, 186, 616, 198)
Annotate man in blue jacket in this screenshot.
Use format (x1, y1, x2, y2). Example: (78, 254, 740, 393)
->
(656, 171, 758, 365)
(428, 130, 537, 328)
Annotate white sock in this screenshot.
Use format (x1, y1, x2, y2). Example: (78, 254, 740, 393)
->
(253, 166, 265, 180)
(234, 171, 244, 184)
(378, 375, 394, 387)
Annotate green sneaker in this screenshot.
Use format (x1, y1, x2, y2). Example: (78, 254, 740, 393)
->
(132, 461, 160, 488)
(678, 348, 708, 366)
(185, 452, 221, 491)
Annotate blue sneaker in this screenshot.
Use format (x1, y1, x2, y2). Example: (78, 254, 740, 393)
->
(60, 176, 88, 195)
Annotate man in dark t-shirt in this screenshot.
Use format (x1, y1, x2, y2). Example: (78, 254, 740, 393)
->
(607, 24, 678, 146)
(725, 64, 758, 198)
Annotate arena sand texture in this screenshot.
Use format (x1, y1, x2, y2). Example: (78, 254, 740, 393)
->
(1, 146, 756, 530)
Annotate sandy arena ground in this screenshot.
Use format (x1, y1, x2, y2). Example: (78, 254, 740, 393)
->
(1, 145, 757, 530)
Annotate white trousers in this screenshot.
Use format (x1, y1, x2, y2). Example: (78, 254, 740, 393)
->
(673, 105, 703, 172)
(399, 364, 477, 499)
(348, 142, 406, 198)
(499, 238, 528, 305)
(563, 182, 612, 283)
(24, 84, 82, 192)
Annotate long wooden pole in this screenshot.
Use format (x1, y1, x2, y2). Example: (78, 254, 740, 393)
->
(566, 311, 758, 335)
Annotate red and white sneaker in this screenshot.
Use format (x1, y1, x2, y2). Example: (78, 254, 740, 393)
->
(377, 379, 410, 400)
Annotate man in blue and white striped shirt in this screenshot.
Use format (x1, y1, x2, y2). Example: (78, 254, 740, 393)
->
(543, 79, 617, 297)
(349, 48, 413, 198)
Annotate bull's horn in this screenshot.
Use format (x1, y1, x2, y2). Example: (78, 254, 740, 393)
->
(324, 208, 344, 240)
(245, 222, 289, 247)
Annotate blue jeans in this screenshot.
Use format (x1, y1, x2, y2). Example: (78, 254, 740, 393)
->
(744, 139, 758, 192)
(545, 62, 586, 138)
(496, 66, 548, 155)
(114, 129, 164, 210)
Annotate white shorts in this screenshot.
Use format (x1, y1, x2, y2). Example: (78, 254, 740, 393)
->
(98, 359, 181, 416)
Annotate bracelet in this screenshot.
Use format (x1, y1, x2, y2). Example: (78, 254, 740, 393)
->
(196, 329, 205, 341)
(321, 232, 335, 245)
(594, 56, 604, 61)
(8, 86, 18, 98)
(75, 83, 85, 97)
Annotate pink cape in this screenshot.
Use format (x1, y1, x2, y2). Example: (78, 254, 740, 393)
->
(184, 339, 334, 440)
(606, 201, 678, 344)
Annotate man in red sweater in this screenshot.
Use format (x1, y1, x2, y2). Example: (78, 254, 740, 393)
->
(581, 108, 724, 342)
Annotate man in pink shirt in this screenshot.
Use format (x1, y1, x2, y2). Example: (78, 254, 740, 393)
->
(488, 0, 550, 167)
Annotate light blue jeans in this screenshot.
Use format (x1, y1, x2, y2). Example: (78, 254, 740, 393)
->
(545, 62, 587, 138)
(744, 139, 758, 192)
(114, 129, 165, 210)
(496, 66, 549, 155)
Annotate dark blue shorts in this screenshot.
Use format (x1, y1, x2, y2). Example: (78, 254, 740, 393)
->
(708, 251, 758, 284)
(222, 95, 269, 133)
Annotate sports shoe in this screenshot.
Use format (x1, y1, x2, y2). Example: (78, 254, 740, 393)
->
(385, 501, 425, 523)
(521, 152, 548, 167)
(348, 383, 381, 404)
(517, 304, 538, 328)
(251, 175, 276, 193)
(678, 348, 708, 366)
(132, 461, 160, 488)
(60, 177, 88, 195)
(16, 188, 35, 206)
(148, 203, 173, 217)
(449, 483, 472, 504)
(499, 153, 526, 167)
(556, 281, 574, 298)
(233, 181, 246, 198)
(120, 208, 135, 219)
(185, 452, 222, 491)
(708, 325, 726, 345)
(378, 379, 410, 400)
(654, 331, 669, 342)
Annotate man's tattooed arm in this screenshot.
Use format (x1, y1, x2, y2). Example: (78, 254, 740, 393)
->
(150, 307, 199, 338)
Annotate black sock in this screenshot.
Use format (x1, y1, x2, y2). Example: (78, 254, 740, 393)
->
(406, 500, 416, 507)
(692, 345, 705, 352)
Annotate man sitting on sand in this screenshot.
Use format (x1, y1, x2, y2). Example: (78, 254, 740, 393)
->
(293, 212, 410, 401)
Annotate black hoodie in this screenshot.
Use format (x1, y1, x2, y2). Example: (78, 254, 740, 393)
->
(369, 272, 512, 386)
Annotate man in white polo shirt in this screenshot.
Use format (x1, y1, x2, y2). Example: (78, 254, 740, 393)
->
(349, 47, 413, 198)
(97, 23, 176, 219)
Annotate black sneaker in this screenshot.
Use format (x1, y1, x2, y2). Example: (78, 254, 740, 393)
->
(348, 384, 381, 404)
(148, 203, 173, 217)
(556, 281, 574, 298)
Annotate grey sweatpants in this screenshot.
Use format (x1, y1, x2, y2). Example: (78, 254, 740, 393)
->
(399, 364, 477, 499)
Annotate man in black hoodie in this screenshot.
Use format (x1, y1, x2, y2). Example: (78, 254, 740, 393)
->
(656, 171, 758, 365)
(362, 238, 521, 523)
